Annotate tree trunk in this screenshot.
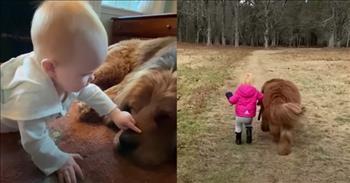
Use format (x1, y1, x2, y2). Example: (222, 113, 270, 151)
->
(231, 34, 235, 45)
(178, 14, 182, 42)
(195, 1, 200, 43)
(214, 1, 219, 45)
(234, 0, 239, 47)
(336, 40, 341, 47)
(264, 0, 270, 48)
(206, 1, 211, 46)
(196, 30, 200, 43)
(264, 27, 269, 48)
(230, 3, 234, 45)
(289, 33, 293, 47)
(215, 36, 220, 45)
(221, 0, 226, 46)
(328, 31, 335, 48)
(328, 6, 335, 48)
(185, 18, 189, 42)
(271, 31, 276, 47)
(347, 31, 350, 47)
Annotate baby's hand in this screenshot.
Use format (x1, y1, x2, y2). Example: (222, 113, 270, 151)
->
(57, 153, 84, 183)
(110, 108, 141, 133)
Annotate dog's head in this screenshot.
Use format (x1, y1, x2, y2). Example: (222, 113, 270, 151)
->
(109, 48, 177, 167)
(77, 39, 177, 167)
(258, 79, 283, 121)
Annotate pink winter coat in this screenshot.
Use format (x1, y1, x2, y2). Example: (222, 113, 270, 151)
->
(228, 84, 263, 118)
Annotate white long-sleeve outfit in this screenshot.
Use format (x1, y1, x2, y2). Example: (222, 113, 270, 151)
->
(0, 52, 117, 175)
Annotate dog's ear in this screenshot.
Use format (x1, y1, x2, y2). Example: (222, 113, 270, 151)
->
(261, 84, 265, 93)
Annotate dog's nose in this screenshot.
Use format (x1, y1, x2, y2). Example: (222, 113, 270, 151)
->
(117, 130, 139, 154)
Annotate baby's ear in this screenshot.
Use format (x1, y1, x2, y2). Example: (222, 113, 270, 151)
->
(41, 58, 56, 77)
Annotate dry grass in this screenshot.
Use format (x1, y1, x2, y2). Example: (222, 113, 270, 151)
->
(271, 48, 350, 62)
(177, 44, 350, 183)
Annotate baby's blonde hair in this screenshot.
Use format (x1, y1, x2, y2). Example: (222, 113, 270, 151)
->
(31, 1, 107, 63)
(241, 73, 254, 84)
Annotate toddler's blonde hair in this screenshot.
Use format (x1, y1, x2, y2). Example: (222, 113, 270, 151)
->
(241, 73, 254, 84)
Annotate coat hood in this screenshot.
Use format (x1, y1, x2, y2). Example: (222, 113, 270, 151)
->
(237, 84, 257, 98)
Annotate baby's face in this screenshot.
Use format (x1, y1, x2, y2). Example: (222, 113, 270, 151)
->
(53, 44, 107, 92)
(54, 59, 98, 92)
(44, 29, 108, 93)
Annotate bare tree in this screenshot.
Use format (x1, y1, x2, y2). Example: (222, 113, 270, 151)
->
(178, 0, 350, 48)
(263, 0, 271, 48)
(203, 0, 211, 45)
(213, 1, 220, 45)
(195, 1, 201, 43)
(221, 0, 226, 46)
(234, 0, 239, 47)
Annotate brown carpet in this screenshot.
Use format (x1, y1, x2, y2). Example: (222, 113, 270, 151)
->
(0, 103, 176, 183)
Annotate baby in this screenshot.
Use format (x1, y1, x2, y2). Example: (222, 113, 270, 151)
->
(0, 1, 141, 182)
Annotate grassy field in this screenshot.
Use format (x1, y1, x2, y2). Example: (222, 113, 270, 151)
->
(177, 44, 350, 183)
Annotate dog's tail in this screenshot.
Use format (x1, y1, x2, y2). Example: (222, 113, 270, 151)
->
(271, 103, 302, 129)
(271, 103, 302, 155)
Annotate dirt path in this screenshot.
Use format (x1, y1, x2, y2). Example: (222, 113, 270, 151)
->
(239, 50, 282, 88)
(178, 45, 350, 183)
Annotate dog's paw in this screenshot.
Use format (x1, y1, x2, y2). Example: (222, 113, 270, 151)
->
(77, 102, 103, 123)
(278, 144, 291, 155)
(261, 121, 270, 132)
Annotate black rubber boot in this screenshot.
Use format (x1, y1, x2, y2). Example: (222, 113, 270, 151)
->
(235, 132, 242, 145)
(246, 127, 252, 144)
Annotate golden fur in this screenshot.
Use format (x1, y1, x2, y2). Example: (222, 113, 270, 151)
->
(78, 37, 176, 166)
(92, 37, 176, 90)
(259, 79, 302, 155)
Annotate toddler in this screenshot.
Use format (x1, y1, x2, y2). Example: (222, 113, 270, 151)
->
(225, 73, 263, 144)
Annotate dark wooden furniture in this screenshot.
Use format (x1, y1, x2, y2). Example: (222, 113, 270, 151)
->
(0, 1, 38, 62)
(110, 13, 177, 44)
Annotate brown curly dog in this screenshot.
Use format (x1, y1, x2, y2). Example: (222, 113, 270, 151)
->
(258, 79, 302, 155)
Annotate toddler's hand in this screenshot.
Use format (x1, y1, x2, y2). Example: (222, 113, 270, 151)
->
(225, 91, 233, 100)
(57, 153, 84, 183)
(257, 100, 262, 106)
(110, 108, 141, 133)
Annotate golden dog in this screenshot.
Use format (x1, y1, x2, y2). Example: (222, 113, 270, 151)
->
(258, 79, 302, 155)
(78, 37, 176, 166)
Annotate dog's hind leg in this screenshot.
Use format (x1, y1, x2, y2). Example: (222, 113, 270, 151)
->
(261, 113, 270, 132)
(269, 122, 280, 143)
(278, 128, 292, 155)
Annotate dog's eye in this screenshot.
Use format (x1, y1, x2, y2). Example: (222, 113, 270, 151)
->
(155, 112, 170, 127)
(123, 105, 133, 113)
